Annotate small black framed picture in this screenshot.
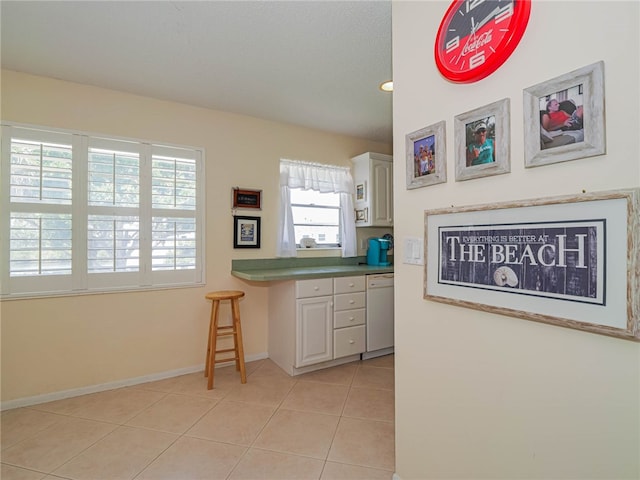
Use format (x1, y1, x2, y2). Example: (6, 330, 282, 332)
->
(232, 188, 262, 210)
(233, 215, 261, 248)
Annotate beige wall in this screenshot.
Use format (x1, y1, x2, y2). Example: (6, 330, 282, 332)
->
(0, 70, 391, 403)
(392, 1, 639, 478)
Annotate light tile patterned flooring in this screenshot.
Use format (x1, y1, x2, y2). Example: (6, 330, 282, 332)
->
(1, 355, 395, 480)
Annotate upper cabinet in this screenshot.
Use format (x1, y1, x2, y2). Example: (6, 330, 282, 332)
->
(352, 152, 393, 227)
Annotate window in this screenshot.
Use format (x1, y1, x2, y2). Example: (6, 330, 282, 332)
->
(290, 188, 340, 247)
(1, 124, 205, 298)
(277, 159, 357, 258)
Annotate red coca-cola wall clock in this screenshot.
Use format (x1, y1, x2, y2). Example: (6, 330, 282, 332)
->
(434, 0, 531, 83)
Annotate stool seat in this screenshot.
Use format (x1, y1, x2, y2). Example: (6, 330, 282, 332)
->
(204, 290, 247, 390)
(205, 290, 245, 301)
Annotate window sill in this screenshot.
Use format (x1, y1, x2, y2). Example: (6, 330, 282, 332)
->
(295, 247, 342, 258)
(0, 282, 204, 301)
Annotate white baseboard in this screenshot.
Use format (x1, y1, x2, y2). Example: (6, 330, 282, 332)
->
(1, 352, 269, 411)
(362, 346, 394, 360)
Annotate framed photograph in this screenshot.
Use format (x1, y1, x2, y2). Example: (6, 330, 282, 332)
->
(454, 98, 510, 181)
(355, 208, 368, 222)
(356, 183, 365, 201)
(523, 61, 605, 168)
(424, 189, 640, 341)
(405, 120, 447, 189)
(233, 215, 261, 248)
(232, 188, 262, 209)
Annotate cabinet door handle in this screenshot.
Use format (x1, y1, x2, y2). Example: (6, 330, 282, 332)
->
(349, 300, 355, 304)
(349, 317, 355, 321)
(314, 286, 319, 291)
(349, 283, 354, 287)
(349, 340, 355, 344)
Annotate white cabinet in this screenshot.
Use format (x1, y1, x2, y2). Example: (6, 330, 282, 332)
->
(294, 278, 333, 367)
(334, 326, 366, 359)
(333, 276, 366, 359)
(268, 275, 366, 375)
(296, 278, 332, 298)
(352, 152, 393, 227)
(296, 295, 333, 367)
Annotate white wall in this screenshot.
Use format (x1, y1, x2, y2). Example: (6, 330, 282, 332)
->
(392, 1, 639, 478)
(0, 70, 391, 404)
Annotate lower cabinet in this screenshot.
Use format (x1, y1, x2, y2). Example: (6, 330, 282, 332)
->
(268, 275, 366, 375)
(296, 295, 333, 367)
(332, 276, 366, 359)
(334, 325, 366, 359)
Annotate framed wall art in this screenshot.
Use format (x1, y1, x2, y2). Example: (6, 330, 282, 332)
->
(523, 61, 605, 168)
(454, 98, 510, 181)
(355, 208, 368, 222)
(405, 120, 447, 189)
(424, 189, 640, 341)
(232, 188, 262, 210)
(233, 215, 261, 249)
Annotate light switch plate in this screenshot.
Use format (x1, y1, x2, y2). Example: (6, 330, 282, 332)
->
(403, 236, 424, 265)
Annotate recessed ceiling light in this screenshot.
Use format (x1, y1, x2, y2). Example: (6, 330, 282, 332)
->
(380, 81, 393, 92)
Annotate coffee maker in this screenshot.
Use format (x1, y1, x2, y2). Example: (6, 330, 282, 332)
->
(366, 238, 392, 266)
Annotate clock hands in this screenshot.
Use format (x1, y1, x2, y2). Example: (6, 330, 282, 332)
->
(470, 5, 501, 35)
(454, 4, 501, 67)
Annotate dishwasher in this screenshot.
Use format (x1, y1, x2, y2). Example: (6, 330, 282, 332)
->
(363, 273, 394, 359)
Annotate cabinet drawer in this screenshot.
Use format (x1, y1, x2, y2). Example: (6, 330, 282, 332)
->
(334, 325, 366, 359)
(334, 308, 365, 329)
(334, 292, 366, 311)
(334, 275, 365, 294)
(296, 278, 333, 298)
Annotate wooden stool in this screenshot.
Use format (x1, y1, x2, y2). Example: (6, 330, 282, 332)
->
(204, 290, 247, 389)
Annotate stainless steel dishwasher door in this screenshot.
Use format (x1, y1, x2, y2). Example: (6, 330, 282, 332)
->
(365, 273, 394, 353)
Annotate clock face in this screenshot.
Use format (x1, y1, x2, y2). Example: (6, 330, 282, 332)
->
(435, 0, 531, 83)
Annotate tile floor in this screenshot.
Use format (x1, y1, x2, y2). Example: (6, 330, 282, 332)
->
(1, 355, 395, 480)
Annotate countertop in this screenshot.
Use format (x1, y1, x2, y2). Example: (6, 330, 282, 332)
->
(231, 257, 393, 282)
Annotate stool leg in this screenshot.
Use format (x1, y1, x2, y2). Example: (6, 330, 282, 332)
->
(207, 300, 220, 390)
(231, 298, 247, 384)
(230, 299, 241, 372)
(205, 299, 219, 378)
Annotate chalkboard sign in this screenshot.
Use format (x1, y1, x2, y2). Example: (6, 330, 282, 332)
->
(232, 188, 262, 210)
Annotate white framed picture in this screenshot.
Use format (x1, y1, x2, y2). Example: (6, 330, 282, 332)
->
(454, 98, 510, 181)
(523, 61, 605, 168)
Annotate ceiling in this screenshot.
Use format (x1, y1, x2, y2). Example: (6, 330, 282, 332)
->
(1, 0, 393, 143)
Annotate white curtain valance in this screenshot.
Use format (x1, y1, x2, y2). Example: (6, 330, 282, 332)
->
(279, 159, 353, 193)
